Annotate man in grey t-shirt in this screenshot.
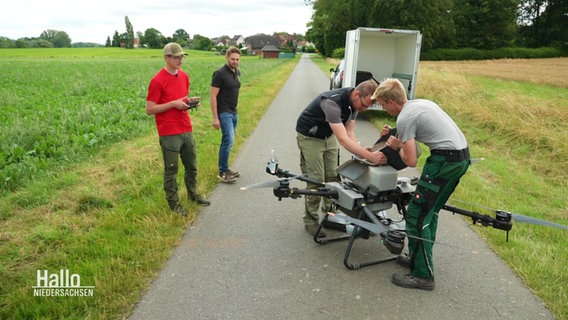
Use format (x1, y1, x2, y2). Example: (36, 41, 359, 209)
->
(373, 78, 471, 291)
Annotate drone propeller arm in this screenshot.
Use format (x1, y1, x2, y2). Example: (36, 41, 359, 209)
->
(273, 184, 338, 201)
(273, 168, 326, 187)
(442, 204, 512, 232)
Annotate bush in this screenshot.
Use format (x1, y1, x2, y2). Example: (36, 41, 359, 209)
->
(303, 45, 317, 53)
(332, 47, 345, 59)
(421, 47, 567, 61)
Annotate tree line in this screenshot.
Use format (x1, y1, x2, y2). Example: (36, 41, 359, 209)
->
(105, 18, 211, 51)
(304, 0, 568, 57)
(0, 15, 230, 50)
(0, 29, 74, 48)
(106, 26, 235, 51)
(106, 17, 306, 52)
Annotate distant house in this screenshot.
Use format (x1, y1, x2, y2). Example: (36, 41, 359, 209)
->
(209, 35, 246, 49)
(275, 34, 298, 51)
(212, 36, 231, 47)
(245, 34, 280, 55)
(297, 40, 313, 48)
(231, 35, 245, 47)
(260, 45, 280, 58)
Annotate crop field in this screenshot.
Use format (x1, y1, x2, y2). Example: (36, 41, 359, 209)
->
(1, 51, 567, 319)
(0, 48, 292, 195)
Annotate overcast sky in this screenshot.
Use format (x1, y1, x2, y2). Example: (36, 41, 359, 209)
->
(1, 0, 313, 44)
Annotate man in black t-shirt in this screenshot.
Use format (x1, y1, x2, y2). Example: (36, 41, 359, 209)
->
(210, 47, 242, 183)
(295, 80, 387, 237)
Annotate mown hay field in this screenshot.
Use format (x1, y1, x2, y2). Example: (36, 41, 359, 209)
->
(349, 56, 568, 319)
(423, 58, 568, 88)
(416, 58, 568, 319)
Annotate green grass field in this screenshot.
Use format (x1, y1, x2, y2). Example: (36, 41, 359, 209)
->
(0, 48, 299, 319)
(1, 50, 567, 319)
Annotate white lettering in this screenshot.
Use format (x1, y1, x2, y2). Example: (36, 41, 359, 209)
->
(34, 269, 87, 288)
(36, 270, 48, 287)
(33, 288, 95, 297)
(48, 273, 59, 287)
(70, 273, 81, 287)
(33, 269, 94, 298)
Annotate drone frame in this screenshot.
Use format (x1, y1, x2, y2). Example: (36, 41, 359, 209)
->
(270, 166, 414, 270)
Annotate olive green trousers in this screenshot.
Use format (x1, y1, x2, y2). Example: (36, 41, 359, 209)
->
(159, 132, 198, 209)
(296, 133, 340, 226)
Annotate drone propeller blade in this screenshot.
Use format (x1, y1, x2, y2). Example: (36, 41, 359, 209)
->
(335, 213, 461, 247)
(240, 180, 279, 190)
(337, 215, 389, 234)
(240, 174, 304, 191)
(512, 213, 568, 230)
(339, 215, 441, 244)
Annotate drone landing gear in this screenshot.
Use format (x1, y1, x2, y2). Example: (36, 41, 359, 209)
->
(313, 214, 351, 244)
(314, 212, 397, 270)
(342, 225, 397, 270)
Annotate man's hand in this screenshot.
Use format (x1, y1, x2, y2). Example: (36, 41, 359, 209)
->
(187, 96, 201, 109)
(386, 135, 402, 150)
(146, 97, 191, 115)
(380, 125, 391, 137)
(173, 98, 190, 110)
(212, 118, 220, 129)
(367, 151, 388, 165)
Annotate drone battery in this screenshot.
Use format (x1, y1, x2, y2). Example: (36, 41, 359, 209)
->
(327, 182, 364, 212)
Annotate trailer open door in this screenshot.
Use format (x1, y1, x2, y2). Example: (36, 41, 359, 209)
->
(342, 27, 422, 109)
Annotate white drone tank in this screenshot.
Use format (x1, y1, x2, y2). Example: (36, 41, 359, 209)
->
(337, 159, 398, 193)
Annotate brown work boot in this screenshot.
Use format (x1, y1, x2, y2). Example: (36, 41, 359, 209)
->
(227, 169, 240, 178)
(217, 171, 237, 183)
(391, 273, 435, 291)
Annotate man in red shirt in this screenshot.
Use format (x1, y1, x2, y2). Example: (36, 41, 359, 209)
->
(146, 42, 210, 216)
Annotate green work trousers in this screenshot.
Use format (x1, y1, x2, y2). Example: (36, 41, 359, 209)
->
(159, 132, 198, 209)
(406, 155, 470, 279)
(296, 133, 340, 226)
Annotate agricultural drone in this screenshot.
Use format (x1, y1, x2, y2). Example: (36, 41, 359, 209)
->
(242, 148, 567, 270)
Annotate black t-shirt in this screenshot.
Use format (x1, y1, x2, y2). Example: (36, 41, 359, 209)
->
(211, 64, 241, 113)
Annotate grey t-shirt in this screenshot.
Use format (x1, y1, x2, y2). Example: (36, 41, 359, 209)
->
(397, 99, 467, 150)
(321, 98, 358, 124)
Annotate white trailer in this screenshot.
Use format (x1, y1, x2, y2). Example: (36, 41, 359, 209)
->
(343, 27, 422, 109)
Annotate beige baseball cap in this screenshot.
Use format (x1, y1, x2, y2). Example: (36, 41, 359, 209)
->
(163, 42, 187, 56)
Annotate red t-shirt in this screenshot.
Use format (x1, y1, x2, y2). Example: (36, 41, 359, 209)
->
(146, 68, 193, 136)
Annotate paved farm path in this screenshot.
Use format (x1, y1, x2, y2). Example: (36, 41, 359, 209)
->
(130, 54, 554, 320)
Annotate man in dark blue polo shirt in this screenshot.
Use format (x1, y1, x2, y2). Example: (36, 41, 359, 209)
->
(210, 47, 242, 183)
